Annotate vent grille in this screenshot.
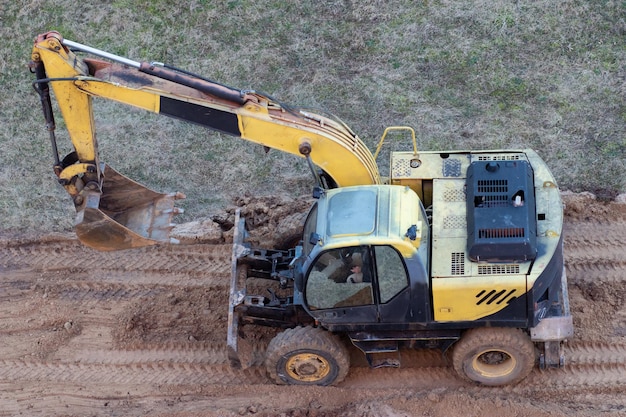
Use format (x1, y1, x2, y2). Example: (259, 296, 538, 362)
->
(392, 159, 411, 177)
(443, 188, 466, 202)
(443, 159, 462, 177)
(476, 194, 509, 208)
(451, 252, 465, 275)
(477, 155, 521, 161)
(478, 264, 521, 275)
(477, 179, 508, 193)
(443, 215, 466, 229)
(478, 228, 525, 239)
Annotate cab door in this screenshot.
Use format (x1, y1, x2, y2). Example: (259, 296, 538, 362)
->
(372, 245, 412, 323)
(304, 244, 420, 326)
(304, 246, 378, 324)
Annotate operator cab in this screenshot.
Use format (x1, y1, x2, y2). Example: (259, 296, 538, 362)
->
(298, 185, 431, 330)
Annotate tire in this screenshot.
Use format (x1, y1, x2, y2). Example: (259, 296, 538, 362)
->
(451, 327, 535, 386)
(265, 326, 350, 386)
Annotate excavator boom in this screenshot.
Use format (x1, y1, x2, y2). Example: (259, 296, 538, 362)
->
(30, 31, 381, 250)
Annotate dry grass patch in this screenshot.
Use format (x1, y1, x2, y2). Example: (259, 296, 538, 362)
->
(1, 0, 623, 232)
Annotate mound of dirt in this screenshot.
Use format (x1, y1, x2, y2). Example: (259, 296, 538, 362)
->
(562, 191, 626, 221)
(172, 194, 313, 249)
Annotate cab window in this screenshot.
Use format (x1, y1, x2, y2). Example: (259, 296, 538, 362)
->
(374, 246, 409, 303)
(305, 247, 374, 310)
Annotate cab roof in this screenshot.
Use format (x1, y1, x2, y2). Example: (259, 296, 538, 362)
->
(316, 185, 425, 257)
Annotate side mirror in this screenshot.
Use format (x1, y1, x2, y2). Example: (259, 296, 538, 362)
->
(312, 186, 324, 199)
(405, 224, 418, 241)
(309, 232, 321, 245)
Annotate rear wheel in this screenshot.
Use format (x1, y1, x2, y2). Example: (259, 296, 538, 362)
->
(451, 327, 535, 386)
(265, 326, 349, 386)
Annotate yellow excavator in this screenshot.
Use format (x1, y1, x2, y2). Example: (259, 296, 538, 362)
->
(30, 32, 572, 386)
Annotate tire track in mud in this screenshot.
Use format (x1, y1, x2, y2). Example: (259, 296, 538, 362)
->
(563, 222, 626, 244)
(0, 278, 34, 302)
(0, 239, 232, 278)
(565, 341, 626, 365)
(564, 216, 626, 343)
(0, 279, 230, 310)
(532, 363, 626, 388)
(563, 220, 626, 285)
(566, 261, 626, 283)
(565, 245, 626, 272)
(69, 343, 231, 365)
(51, 281, 230, 302)
(2, 339, 625, 391)
(0, 202, 625, 402)
(344, 362, 626, 391)
(0, 360, 268, 385)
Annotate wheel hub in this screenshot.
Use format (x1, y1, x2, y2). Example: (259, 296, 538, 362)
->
(286, 353, 330, 382)
(472, 349, 516, 378)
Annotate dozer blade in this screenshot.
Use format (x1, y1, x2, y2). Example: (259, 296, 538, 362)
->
(74, 164, 184, 251)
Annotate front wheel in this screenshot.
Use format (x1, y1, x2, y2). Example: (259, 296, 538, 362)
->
(265, 326, 350, 386)
(451, 327, 535, 386)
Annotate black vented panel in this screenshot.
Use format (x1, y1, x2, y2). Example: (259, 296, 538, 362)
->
(467, 160, 537, 262)
(477, 179, 507, 193)
(478, 228, 525, 239)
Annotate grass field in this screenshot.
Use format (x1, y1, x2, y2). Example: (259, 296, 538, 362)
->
(0, 0, 624, 233)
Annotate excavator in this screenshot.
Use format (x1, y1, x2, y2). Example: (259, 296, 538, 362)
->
(30, 31, 573, 386)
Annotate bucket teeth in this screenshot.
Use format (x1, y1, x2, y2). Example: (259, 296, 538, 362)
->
(161, 207, 184, 215)
(167, 192, 186, 200)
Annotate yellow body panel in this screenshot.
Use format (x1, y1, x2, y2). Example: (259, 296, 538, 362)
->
(32, 40, 98, 165)
(236, 108, 379, 187)
(431, 275, 527, 322)
(77, 81, 161, 113)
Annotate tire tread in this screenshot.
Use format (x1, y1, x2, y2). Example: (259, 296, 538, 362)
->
(451, 327, 535, 386)
(265, 326, 350, 386)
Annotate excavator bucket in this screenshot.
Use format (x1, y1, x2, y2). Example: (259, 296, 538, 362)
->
(74, 164, 184, 251)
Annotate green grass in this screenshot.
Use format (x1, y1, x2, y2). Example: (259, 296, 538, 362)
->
(0, 0, 624, 232)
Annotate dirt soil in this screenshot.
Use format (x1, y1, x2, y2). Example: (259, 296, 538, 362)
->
(1, 193, 625, 417)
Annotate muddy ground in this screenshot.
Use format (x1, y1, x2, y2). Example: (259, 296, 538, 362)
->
(0, 193, 625, 417)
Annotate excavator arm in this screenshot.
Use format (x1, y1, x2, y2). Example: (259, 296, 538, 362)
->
(30, 31, 381, 250)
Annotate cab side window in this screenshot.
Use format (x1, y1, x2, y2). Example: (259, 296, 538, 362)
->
(374, 246, 408, 303)
(306, 248, 374, 310)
